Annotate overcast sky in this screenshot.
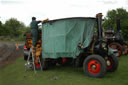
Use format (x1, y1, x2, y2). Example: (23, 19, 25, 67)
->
(0, 0, 128, 26)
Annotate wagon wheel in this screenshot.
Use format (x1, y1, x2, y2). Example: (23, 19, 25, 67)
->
(83, 55, 106, 78)
(105, 55, 119, 72)
(109, 42, 122, 57)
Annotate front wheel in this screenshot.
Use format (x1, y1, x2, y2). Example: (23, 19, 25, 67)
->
(83, 55, 106, 78)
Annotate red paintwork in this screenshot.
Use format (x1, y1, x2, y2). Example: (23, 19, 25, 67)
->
(24, 45, 27, 51)
(110, 44, 122, 57)
(62, 58, 67, 63)
(35, 63, 40, 68)
(88, 60, 101, 74)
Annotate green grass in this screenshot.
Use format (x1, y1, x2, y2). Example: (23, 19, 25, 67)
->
(0, 56, 128, 85)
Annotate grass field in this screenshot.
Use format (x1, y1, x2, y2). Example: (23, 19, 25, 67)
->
(0, 56, 128, 85)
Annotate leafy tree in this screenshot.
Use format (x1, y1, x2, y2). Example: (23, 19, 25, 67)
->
(0, 21, 7, 36)
(4, 18, 26, 37)
(0, 18, 31, 41)
(103, 8, 128, 40)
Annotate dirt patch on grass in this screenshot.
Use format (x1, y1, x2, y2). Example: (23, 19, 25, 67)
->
(0, 42, 24, 67)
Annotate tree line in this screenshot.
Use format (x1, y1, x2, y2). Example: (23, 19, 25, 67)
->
(0, 18, 30, 36)
(0, 8, 128, 41)
(103, 8, 128, 41)
(0, 18, 30, 41)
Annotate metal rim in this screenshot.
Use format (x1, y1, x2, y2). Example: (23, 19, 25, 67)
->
(88, 60, 101, 74)
(106, 57, 113, 70)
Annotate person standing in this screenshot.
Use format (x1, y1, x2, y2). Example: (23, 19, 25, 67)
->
(30, 17, 42, 47)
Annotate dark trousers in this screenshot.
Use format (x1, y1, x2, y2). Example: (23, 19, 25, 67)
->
(31, 29, 38, 46)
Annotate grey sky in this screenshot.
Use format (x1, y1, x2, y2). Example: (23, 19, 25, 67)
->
(0, 0, 127, 26)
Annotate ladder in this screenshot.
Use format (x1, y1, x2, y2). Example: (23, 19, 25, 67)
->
(25, 47, 42, 73)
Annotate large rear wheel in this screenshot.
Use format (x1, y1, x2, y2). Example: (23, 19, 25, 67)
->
(83, 55, 106, 78)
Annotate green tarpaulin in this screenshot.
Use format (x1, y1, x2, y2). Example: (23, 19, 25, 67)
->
(42, 17, 96, 59)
